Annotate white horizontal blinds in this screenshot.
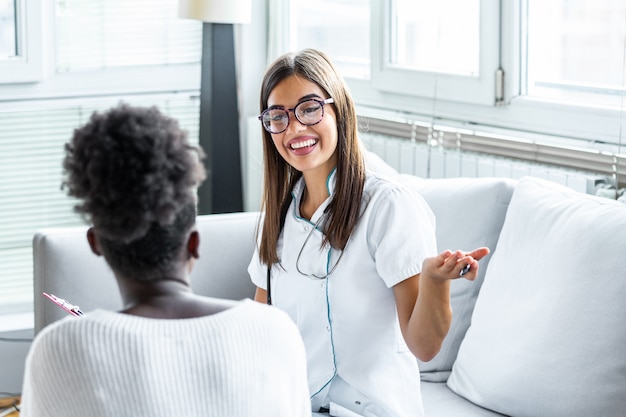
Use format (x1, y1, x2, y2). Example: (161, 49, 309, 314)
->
(55, 0, 202, 72)
(0, 95, 200, 315)
(0, 107, 80, 315)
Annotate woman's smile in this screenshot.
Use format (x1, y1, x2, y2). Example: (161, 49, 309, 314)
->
(267, 74, 338, 177)
(287, 137, 319, 154)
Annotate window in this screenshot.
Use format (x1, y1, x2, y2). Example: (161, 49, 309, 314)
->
(525, 0, 626, 110)
(0, 0, 16, 58)
(286, 0, 626, 154)
(294, 0, 370, 79)
(0, 0, 45, 83)
(389, 0, 480, 76)
(55, 0, 201, 72)
(373, 0, 497, 105)
(0, 0, 202, 316)
(294, 0, 497, 105)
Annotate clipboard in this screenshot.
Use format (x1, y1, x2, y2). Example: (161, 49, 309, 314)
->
(42, 292, 84, 317)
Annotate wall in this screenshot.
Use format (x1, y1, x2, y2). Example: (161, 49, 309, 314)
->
(0, 322, 32, 395)
(238, 0, 269, 208)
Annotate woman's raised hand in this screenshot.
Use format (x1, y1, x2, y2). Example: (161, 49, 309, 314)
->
(422, 247, 490, 282)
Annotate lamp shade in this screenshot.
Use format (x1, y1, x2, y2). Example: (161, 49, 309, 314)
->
(178, 0, 251, 24)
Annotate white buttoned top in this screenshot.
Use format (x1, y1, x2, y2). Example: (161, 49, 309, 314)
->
(248, 170, 437, 417)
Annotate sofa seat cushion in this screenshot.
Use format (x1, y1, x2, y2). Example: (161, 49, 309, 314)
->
(421, 382, 507, 417)
(447, 176, 626, 417)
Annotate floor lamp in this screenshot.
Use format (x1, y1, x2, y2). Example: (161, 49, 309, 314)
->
(178, 0, 251, 214)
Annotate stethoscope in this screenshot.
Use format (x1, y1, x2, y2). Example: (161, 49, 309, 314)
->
(266, 208, 346, 305)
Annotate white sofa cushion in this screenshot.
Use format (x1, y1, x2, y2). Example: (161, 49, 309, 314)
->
(421, 382, 507, 417)
(447, 176, 626, 416)
(401, 176, 516, 382)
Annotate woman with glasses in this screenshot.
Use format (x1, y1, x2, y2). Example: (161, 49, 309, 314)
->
(20, 104, 311, 417)
(248, 49, 489, 417)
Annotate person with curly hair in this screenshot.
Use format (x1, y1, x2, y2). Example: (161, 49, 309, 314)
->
(248, 49, 489, 416)
(20, 104, 310, 417)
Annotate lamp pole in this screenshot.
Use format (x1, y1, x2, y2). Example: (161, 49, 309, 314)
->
(196, 22, 244, 214)
(178, 0, 251, 214)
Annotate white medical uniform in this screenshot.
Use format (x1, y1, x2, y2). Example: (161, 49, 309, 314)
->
(248, 170, 437, 417)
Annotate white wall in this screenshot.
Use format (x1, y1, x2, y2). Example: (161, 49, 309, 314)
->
(0, 327, 32, 395)
(238, 0, 269, 211)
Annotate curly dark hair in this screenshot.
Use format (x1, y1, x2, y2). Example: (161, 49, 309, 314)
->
(62, 104, 206, 280)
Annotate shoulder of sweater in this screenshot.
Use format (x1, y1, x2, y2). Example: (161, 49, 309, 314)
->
(30, 301, 300, 345)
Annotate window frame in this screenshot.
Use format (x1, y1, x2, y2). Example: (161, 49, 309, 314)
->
(0, 0, 202, 105)
(0, 0, 46, 84)
(371, 0, 500, 106)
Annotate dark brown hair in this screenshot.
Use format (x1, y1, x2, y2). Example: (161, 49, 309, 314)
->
(258, 49, 366, 266)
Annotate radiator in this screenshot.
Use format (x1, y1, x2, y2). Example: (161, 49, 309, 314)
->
(359, 132, 595, 193)
(243, 117, 599, 211)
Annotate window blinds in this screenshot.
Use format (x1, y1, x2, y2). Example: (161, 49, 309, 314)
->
(55, 0, 201, 71)
(0, 97, 200, 315)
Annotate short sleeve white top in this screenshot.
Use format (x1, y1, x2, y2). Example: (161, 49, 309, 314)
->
(248, 170, 437, 417)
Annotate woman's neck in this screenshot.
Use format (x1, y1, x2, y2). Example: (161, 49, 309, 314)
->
(301, 170, 332, 220)
(116, 274, 235, 319)
(118, 276, 192, 314)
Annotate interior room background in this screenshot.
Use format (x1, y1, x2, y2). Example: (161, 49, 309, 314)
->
(1, 0, 625, 395)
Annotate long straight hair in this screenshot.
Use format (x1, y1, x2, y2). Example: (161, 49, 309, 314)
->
(258, 49, 366, 266)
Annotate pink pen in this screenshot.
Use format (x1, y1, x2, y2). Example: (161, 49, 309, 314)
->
(42, 292, 84, 317)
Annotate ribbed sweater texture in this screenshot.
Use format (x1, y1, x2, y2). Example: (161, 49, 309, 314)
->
(20, 299, 310, 417)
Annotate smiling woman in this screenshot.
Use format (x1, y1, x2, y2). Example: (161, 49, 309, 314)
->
(249, 48, 489, 416)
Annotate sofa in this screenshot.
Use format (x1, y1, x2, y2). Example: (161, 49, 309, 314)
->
(32, 175, 626, 417)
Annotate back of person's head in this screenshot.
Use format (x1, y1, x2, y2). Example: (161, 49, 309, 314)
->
(62, 104, 206, 281)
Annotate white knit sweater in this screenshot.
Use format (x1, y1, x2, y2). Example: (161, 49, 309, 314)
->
(20, 299, 311, 417)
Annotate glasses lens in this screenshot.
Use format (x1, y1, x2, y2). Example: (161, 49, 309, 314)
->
(295, 100, 324, 125)
(262, 109, 289, 133)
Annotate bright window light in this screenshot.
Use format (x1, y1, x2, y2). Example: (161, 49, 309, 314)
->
(526, 0, 626, 109)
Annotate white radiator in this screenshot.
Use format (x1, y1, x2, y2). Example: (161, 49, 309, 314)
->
(360, 132, 594, 193)
(243, 117, 598, 211)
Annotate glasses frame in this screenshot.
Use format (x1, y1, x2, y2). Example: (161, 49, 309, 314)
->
(258, 97, 335, 134)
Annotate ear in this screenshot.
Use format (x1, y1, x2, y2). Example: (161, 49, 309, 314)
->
(187, 230, 200, 259)
(86, 227, 102, 256)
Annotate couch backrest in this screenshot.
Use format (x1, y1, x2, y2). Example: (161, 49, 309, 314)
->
(399, 175, 517, 381)
(33, 211, 260, 334)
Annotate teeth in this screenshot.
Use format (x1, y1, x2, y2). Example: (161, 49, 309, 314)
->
(291, 139, 317, 150)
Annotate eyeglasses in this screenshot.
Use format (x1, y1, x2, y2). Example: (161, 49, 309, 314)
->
(295, 212, 346, 280)
(258, 98, 334, 134)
